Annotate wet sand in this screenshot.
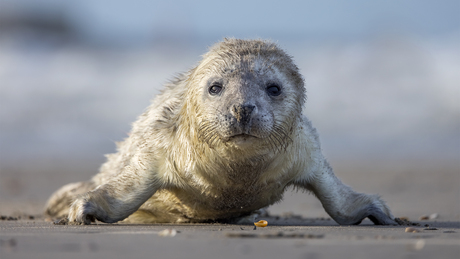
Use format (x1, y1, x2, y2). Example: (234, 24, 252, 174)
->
(1, 217, 459, 259)
(1, 159, 459, 259)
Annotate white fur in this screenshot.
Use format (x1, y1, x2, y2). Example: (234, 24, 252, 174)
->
(45, 38, 396, 225)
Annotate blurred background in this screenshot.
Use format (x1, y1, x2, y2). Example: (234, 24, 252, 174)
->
(0, 0, 459, 220)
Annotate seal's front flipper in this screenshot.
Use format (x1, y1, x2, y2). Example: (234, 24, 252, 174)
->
(295, 159, 396, 225)
(44, 181, 96, 220)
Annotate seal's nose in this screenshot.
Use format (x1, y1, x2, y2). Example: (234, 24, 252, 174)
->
(231, 104, 255, 124)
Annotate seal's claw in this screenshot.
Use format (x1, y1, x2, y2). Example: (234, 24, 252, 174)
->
(367, 208, 397, 225)
(68, 195, 106, 225)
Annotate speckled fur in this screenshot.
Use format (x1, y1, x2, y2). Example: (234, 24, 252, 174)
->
(45, 38, 396, 225)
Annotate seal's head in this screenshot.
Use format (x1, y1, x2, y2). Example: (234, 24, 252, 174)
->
(187, 39, 305, 153)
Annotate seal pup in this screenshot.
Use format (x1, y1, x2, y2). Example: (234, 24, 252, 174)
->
(45, 38, 396, 225)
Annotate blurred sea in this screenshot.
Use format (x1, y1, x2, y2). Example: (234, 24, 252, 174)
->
(1, 34, 458, 162)
(0, 0, 458, 215)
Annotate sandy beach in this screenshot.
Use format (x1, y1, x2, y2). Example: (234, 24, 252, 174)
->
(1, 218, 459, 259)
(1, 159, 459, 259)
(1, 2, 459, 257)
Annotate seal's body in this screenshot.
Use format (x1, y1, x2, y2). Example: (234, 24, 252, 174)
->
(45, 39, 396, 225)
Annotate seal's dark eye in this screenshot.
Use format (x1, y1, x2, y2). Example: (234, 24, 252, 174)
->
(208, 84, 222, 95)
(266, 84, 281, 96)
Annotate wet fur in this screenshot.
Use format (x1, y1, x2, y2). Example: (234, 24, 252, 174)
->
(45, 38, 396, 225)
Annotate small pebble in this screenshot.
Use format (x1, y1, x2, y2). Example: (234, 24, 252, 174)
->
(158, 229, 177, 237)
(254, 220, 268, 227)
(429, 213, 439, 220)
(405, 227, 420, 233)
(420, 213, 439, 220)
(406, 240, 425, 251)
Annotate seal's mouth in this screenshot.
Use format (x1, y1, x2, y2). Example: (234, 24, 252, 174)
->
(229, 133, 257, 139)
(226, 134, 258, 144)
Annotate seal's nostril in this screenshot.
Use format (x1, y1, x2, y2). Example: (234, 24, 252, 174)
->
(243, 105, 255, 115)
(231, 104, 255, 123)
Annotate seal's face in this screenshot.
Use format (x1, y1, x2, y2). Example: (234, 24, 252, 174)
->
(199, 65, 285, 148)
(192, 40, 305, 153)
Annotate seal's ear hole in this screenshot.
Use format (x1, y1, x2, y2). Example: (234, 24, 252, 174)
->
(208, 83, 223, 95)
(266, 84, 282, 96)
